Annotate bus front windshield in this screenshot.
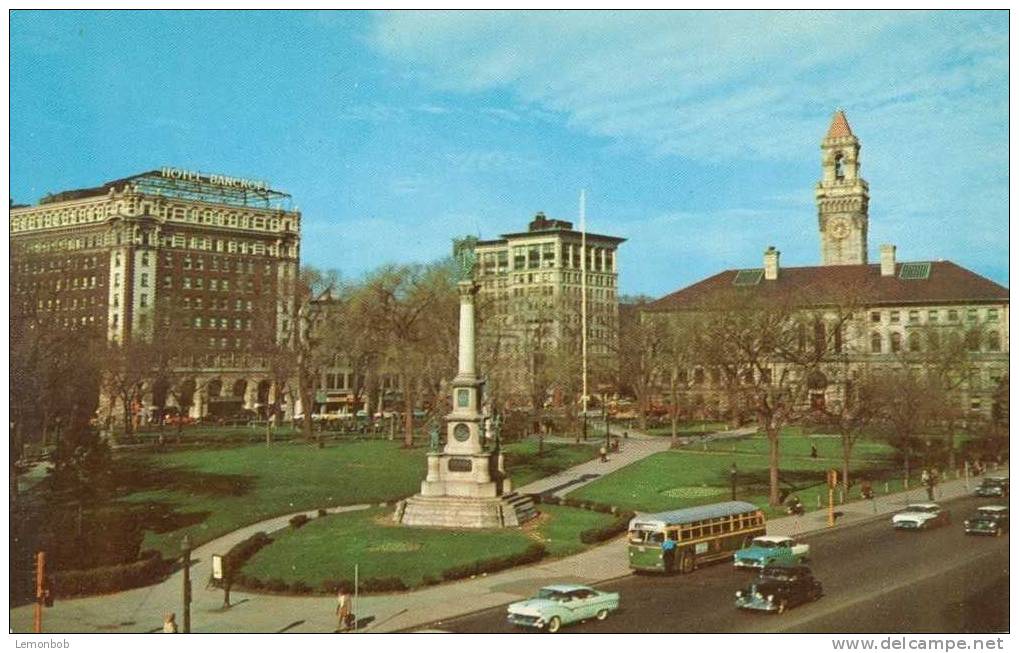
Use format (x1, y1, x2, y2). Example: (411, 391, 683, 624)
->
(629, 530, 664, 545)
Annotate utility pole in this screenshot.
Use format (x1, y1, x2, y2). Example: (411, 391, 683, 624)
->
(827, 469, 837, 528)
(34, 551, 45, 633)
(181, 533, 192, 633)
(730, 463, 738, 501)
(580, 189, 588, 443)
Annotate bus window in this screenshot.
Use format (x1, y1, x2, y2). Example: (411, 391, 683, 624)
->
(667, 530, 678, 541)
(647, 532, 664, 544)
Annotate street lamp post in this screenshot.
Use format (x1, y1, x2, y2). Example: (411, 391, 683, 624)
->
(730, 463, 738, 501)
(181, 533, 192, 634)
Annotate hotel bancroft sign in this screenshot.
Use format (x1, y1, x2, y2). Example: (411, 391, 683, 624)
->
(160, 167, 270, 191)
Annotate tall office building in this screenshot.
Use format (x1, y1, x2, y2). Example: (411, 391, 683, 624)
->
(10, 167, 301, 420)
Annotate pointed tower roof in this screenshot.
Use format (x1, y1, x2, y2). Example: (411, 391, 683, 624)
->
(826, 110, 854, 139)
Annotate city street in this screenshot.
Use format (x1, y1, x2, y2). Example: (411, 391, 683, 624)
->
(430, 494, 1008, 634)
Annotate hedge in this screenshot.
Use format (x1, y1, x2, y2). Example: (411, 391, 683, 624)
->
(579, 512, 635, 545)
(50, 554, 171, 598)
(222, 532, 272, 580)
(289, 514, 311, 530)
(441, 543, 546, 581)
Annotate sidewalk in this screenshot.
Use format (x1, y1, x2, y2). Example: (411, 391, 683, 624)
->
(11, 443, 1003, 634)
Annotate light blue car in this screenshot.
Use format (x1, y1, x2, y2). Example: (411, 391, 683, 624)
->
(507, 584, 620, 632)
(733, 536, 810, 569)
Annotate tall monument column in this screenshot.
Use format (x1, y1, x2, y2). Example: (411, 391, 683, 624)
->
(394, 239, 535, 528)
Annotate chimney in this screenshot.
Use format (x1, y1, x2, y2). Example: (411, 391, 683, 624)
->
(880, 244, 896, 277)
(764, 246, 780, 281)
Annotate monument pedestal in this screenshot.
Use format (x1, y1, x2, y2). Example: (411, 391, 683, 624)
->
(394, 274, 535, 529)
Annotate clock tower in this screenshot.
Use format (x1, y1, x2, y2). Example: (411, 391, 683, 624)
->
(816, 110, 869, 265)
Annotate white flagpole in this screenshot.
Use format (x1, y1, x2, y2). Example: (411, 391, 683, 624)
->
(580, 190, 588, 435)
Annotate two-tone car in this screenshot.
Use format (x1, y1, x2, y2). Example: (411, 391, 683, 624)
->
(964, 506, 1009, 536)
(891, 503, 950, 530)
(507, 584, 620, 633)
(975, 477, 1009, 498)
(735, 563, 823, 614)
(733, 535, 810, 570)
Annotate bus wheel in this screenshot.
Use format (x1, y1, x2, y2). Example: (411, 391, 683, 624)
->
(680, 553, 694, 574)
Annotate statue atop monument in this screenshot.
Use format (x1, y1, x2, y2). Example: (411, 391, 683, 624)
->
(452, 236, 478, 281)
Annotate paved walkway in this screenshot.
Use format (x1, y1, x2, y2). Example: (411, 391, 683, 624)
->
(11, 432, 1003, 634)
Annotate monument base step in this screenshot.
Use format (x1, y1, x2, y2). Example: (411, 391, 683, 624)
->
(395, 493, 537, 529)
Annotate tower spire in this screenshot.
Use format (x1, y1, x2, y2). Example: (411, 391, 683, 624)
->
(826, 109, 854, 139)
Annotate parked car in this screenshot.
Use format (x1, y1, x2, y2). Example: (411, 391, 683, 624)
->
(733, 536, 810, 569)
(975, 477, 1009, 498)
(506, 584, 620, 632)
(892, 503, 950, 530)
(735, 563, 823, 613)
(964, 506, 1009, 536)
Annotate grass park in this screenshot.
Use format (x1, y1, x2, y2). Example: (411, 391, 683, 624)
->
(569, 428, 902, 517)
(238, 503, 615, 591)
(115, 437, 598, 556)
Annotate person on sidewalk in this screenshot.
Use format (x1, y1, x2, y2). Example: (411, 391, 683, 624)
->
(923, 469, 935, 501)
(599, 445, 608, 463)
(336, 589, 352, 632)
(163, 612, 178, 633)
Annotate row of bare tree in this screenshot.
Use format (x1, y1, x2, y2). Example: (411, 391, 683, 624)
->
(618, 287, 1006, 506)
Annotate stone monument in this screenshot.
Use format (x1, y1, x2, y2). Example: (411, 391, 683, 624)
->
(394, 240, 537, 528)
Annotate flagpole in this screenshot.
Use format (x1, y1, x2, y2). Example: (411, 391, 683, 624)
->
(580, 190, 588, 440)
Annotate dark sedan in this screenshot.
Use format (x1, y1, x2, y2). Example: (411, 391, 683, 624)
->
(964, 506, 1009, 536)
(975, 477, 1009, 498)
(735, 564, 823, 614)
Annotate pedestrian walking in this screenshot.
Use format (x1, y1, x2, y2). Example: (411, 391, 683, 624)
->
(922, 469, 935, 501)
(810, 444, 818, 459)
(163, 612, 178, 633)
(336, 589, 352, 632)
(599, 445, 608, 463)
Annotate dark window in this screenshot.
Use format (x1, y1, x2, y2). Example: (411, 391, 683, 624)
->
(890, 332, 901, 352)
(908, 331, 921, 352)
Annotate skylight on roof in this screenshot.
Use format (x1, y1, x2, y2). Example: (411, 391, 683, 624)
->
(733, 269, 764, 286)
(899, 262, 931, 280)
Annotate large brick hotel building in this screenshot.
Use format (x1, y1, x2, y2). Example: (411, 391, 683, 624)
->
(10, 167, 301, 420)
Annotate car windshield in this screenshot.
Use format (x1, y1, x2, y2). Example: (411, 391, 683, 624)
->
(751, 538, 777, 548)
(760, 567, 795, 581)
(904, 505, 935, 513)
(536, 589, 569, 601)
(977, 509, 1005, 517)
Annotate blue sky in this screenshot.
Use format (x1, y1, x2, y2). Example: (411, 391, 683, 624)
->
(10, 10, 1008, 297)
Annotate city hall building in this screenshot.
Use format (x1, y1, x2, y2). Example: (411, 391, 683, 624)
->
(646, 112, 1008, 419)
(10, 167, 301, 421)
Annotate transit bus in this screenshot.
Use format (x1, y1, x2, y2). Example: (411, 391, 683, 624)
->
(628, 501, 766, 574)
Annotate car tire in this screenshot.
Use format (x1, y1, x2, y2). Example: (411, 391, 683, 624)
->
(680, 552, 694, 574)
(547, 616, 562, 633)
(777, 599, 788, 614)
(596, 609, 609, 621)
(995, 527, 1003, 537)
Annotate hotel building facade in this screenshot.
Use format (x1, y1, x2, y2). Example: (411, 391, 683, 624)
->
(10, 167, 301, 421)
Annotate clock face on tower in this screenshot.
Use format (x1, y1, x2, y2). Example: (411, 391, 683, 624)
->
(829, 218, 850, 240)
(453, 423, 470, 442)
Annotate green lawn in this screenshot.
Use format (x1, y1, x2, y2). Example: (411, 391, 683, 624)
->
(240, 503, 612, 590)
(117, 438, 595, 556)
(567, 443, 898, 517)
(698, 427, 896, 460)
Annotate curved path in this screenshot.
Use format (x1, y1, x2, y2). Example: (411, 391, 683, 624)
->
(13, 433, 995, 634)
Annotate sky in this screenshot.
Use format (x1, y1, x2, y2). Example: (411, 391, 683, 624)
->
(9, 10, 1008, 297)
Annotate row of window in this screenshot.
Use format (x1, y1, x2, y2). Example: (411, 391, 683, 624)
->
(175, 255, 270, 275)
(870, 330, 1003, 353)
(177, 276, 259, 293)
(159, 203, 296, 233)
(179, 297, 256, 312)
(162, 233, 294, 257)
(35, 296, 101, 311)
(870, 307, 999, 324)
(14, 256, 102, 273)
(186, 317, 255, 330)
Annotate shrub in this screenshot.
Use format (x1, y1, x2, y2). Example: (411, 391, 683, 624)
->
(317, 508, 328, 517)
(223, 531, 272, 581)
(245, 576, 264, 590)
(360, 576, 407, 593)
(420, 575, 439, 586)
(322, 579, 354, 594)
(441, 543, 546, 581)
(50, 555, 171, 598)
(579, 512, 635, 545)
(265, 578, 288, 592)
(291, 580, 312, 594)
(289, 514, 311, 529)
